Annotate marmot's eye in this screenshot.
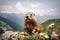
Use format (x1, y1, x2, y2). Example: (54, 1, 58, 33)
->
(30, 14, 32, 16)
(33, 14, 35, 16)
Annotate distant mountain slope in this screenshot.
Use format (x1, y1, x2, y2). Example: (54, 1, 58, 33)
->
(42, 19, 60, 31)
(0, 13, 24, 29)
(0, 16, 22, 31)
(0, 20, 13, 31)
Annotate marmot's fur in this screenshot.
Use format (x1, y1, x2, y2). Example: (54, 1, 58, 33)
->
(24, 12, 44, 35)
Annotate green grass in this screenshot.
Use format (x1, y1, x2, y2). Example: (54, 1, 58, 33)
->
(42, 19, 60, 32)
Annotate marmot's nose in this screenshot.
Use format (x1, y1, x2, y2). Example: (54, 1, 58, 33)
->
(26, 16, 29, 19)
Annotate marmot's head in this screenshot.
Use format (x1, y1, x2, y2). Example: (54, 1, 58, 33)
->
(25, 12, 35, 19)
(25, 12, 37, 22)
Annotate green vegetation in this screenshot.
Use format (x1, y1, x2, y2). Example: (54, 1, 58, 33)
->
(0, 19, 60, 40)
(42, 19, 60, 36)
(18, 29, 24, 32)
(42, 19, 60, 32)
(0, 20, 13, 31)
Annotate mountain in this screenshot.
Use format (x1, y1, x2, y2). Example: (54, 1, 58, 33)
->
(0, 13, 60, 30)
(36, 15, 60, 23)
(0, 16, 23, 31)
(0, 13, 24, 30)
(0, 13, 24, 27)
(0, 20, 13, 31)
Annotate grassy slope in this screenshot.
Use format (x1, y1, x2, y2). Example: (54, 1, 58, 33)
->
(0, 20, 13, 31)
(42, 19, 60, 32)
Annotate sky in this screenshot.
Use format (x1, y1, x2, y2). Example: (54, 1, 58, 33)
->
(0, 0, 60, 16)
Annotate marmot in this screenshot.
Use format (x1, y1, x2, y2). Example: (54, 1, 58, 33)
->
(24, 12, 44, 35)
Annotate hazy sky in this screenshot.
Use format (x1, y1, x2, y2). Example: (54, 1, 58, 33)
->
(0, 0, 60, 16)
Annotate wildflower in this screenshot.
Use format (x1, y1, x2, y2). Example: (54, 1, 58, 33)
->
(32, 29, 36, 34)
(49, 23, 55, 27)
(20, 32, 24, 35)
(39, 32, 44, 37)
(44, 34, 49, 39)
(48, 23, 55, 29)
(51, 31, 58, 39)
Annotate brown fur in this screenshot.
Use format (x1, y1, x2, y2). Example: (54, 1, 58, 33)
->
(24, 12, 44, 35)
